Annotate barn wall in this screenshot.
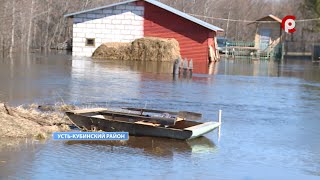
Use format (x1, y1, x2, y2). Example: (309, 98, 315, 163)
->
(72, 3, 144, 57)
(143, 2, 211, 62)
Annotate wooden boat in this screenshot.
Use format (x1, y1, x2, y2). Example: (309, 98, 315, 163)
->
(65, 108, 222, 140)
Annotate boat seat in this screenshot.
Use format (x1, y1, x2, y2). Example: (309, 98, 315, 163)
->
(91, 115, 105, 119)
(176, 117, 184, 121)
(134, 121, 160, 127)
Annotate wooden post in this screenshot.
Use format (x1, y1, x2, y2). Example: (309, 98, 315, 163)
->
(183, 58, 188, 69)
(189, 59, 193, 77)
(179, 58, 184, 74)
(218, 109, 222, 142)
(173, 58, 180, 75)
(183, 58, 188, 77)
(218, 110, 222, 125)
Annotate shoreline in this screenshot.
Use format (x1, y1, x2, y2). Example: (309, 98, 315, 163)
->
(0, 103, 74, 144)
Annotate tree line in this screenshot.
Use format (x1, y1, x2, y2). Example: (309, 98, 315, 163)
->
(0, 0, 319, 57)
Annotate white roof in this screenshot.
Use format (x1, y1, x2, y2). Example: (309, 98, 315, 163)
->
(64, 0, 224, 32)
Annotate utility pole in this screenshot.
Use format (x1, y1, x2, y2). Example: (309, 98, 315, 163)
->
(225, 2, 231, 57)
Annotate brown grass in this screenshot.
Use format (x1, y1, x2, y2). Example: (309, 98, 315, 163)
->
(0, 103, 71, 139)
(92, 37, 181, 62)
(36, 102, 77, 112)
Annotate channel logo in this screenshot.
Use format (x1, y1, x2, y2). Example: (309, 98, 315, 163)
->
(281, 15, 296, 33)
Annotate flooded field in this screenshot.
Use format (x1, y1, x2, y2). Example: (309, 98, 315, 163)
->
(0, 52, 320, 179)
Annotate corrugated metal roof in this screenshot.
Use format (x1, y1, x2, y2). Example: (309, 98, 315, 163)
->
(64, 0, 137, 18)
(64, 0, 224, 32)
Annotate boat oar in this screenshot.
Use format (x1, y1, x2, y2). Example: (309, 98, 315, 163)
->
(122, 107, 202, 120)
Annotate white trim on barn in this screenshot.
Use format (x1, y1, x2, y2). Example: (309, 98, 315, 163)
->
(71, 2, 144, 57)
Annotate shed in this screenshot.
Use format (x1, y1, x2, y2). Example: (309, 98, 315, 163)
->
(249, 14, 283, 54)
(64, 0, 223, 63)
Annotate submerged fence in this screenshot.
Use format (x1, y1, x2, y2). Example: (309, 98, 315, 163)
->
(173, 58, 193, 78)
(223, 40, 320, 61)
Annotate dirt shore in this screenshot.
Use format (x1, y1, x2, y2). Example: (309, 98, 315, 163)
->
(0, 103, 73, 141)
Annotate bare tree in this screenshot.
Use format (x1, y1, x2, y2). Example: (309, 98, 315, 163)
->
(9, 0, 16, 57)
(0, 0, 313, 55)
(26, 0, 34, 52)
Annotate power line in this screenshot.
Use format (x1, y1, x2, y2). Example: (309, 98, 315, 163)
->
(296, 18, 320, 22)
(188, 13, 320, 23)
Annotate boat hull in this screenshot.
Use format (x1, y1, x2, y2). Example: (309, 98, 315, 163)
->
(66, 112, 193, 140)
(65, 108, 220, 140)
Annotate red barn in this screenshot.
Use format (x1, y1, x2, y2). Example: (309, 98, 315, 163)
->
(65, 0, 224, 63)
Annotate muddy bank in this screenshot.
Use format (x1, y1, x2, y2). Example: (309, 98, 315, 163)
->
(92, 37, 181, 62)
(0, 103, 74, 140)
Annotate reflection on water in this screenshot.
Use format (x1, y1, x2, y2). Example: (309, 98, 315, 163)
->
(0, 52, 320, 179)
(0, 137, 217, 180)
(0, 138, 46, 180)
(65, 136, 216, 158)
(219, 58, 320, 81)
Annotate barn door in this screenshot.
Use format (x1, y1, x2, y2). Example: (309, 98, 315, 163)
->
(259, 29, 271, 51)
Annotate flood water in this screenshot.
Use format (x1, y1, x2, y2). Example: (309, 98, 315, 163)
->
(0, 52, 320, 179)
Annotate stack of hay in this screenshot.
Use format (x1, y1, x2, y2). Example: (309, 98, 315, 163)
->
(92, 37, 181, 62)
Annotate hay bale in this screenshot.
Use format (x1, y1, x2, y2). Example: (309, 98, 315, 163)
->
(92, 42, 128, 60)
(129, 37, 181, 61)
(92, 37, 181, 62)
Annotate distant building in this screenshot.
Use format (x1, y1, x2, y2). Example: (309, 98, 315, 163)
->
(249, 14, 283, 57)
(64, 0, 224, 62)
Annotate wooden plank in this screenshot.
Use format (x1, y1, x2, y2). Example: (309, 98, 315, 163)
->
(123, 107, 202, 119)
(99, 110, 176, 126)
(123, 107, 177, 115)
(70, 108, 108, 114)
(134, 121, 160, 127)
(286, 52, 312, 56)
(226, 46, 259, 50)
(177, 112, 201, 120)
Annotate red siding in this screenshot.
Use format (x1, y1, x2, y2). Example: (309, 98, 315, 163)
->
(143, 2, 213, 63)
(208, 32, 214, 47)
